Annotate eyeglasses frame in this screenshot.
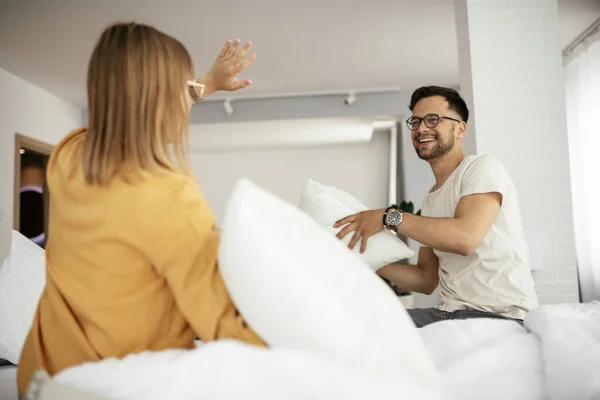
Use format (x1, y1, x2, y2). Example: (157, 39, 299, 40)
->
(406, 113, 462, 131)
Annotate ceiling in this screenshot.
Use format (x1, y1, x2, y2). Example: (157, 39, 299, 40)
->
(0, 0, 598, 108)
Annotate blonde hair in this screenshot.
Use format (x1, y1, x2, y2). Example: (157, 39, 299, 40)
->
(83, 22, 194, 185)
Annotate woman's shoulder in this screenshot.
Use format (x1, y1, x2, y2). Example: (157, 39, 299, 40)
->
(144, 172, 213, 217)
(121, 171, 215, 241)
(143, 172, 217, 240)
(147, 171, 203, 201)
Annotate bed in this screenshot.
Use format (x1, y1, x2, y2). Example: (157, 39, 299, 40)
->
(0, 301, 594, 400)
(1, 303, 599, 400)
(0, 364, 17, 400)
(2, 217, 599, 399)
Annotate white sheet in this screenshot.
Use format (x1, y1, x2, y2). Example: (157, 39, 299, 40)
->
(419, 319, 544, 400)
(24, 302, 600, 400)
(419, 302, 600, 400)
(525, 301, 600, 400)
(53, 341, 441, 400)
(0, 366, 18, 400)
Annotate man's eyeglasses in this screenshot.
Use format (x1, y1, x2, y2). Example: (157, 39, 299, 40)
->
(406, 113, 461, 131)
(187, 80, 205, 104)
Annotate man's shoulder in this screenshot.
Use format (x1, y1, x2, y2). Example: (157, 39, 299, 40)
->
(457, 153, 510, 179)
(462, 153, 504, 169)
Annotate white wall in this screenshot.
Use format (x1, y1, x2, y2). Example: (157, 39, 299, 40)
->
(455, 0, 579, 305)
(0, 67, 82, 258)
(190, 123, 390, 225)
(188, 118, 375, 152)
(403, 1, 581, 308)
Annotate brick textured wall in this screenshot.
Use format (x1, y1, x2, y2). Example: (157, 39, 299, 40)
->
(456, 0, 579, 304)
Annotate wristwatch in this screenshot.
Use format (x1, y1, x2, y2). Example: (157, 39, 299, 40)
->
(383, 206, 403, 232)
(187, 80, 205, 104)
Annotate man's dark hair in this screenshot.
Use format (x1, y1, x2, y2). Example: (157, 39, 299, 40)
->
(21, 153, 45, 170)
(409, 86, 469, 123)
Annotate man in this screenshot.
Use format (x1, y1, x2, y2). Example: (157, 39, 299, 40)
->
(20, 156, 46, 247)
(335, 86, 538, 327)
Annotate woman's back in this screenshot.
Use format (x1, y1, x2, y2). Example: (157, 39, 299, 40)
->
(17, 21, 262, 396)
(17, 129, 263, 395)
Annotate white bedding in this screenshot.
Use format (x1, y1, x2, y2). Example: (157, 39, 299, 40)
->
(526, 301, 600, 399)
(21, 302, 600, 400)
(419, 302, 600, 400)
(420, 318, 544, 399)
(0, 366, 18, 400)
(51, 341, 439, 400)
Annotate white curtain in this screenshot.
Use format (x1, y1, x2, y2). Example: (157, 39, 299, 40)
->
(565, 30, 600, 302)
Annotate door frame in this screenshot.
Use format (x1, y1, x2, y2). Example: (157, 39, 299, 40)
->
(14, 133, 54, 232)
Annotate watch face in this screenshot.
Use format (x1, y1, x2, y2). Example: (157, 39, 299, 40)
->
(387, 210, 403, 226)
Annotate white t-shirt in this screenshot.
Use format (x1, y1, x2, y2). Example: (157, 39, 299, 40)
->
(420, 154, 538, 319)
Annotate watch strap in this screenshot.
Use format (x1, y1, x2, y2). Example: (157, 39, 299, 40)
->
(187, 80, 205, 104)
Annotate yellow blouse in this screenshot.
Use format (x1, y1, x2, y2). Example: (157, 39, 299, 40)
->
(17, 128, 264, 396)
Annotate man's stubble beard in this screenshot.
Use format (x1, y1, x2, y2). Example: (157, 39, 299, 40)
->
(415, 134, 455, 161)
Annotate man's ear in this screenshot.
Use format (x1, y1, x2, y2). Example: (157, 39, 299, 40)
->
(456, 121, 467, 139)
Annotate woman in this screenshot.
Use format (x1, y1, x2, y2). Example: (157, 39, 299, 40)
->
(17, 22, 264, 396)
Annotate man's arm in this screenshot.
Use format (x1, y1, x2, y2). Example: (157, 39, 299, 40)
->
(377, 247, 439, 295)
(396, 192, 502, 256)
(335, 192, 502, 256)
(335, 155, 509, 256)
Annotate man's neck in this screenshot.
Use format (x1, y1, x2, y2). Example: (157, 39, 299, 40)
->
(429, 150, 464, 191)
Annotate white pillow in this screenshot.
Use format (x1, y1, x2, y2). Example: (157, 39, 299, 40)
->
(298, 178, 414, 271)
(219, 178, 442, 393)
(0, 230, 46, 364)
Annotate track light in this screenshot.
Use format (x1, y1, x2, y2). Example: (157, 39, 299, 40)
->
(223, 99, 234, 116)
(344, 92, 357, 106)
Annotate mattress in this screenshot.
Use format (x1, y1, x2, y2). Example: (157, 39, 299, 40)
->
(0, 365, 17, 400)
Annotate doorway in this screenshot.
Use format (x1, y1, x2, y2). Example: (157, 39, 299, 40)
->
(13, 134, 53, 248)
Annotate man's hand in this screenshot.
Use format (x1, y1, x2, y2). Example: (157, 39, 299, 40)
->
(197, 39, 257, 97)
(334, 209, 386, 253)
